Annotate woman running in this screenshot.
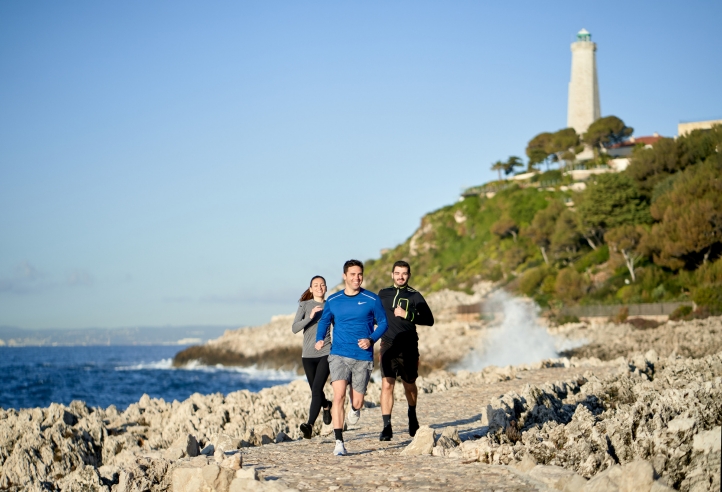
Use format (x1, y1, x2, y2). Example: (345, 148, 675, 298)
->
(292, 275, 332, 438)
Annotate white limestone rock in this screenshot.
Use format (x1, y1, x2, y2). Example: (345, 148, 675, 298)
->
(163, 434, 201, 460)
(57, 465, 109, 492)
(400, 426, 436, 456)
(528, 464, 583, 490)
(221, 453, 242, 471)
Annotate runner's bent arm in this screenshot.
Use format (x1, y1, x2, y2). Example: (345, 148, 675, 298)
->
(413, 293, 435, 326)
(315, 303, 333, 343)
(292, 304, 310, 334)
(369, 297, 389, 342)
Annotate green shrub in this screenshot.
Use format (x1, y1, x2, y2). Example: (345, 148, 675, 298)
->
(615, 285, 634, 303)
(575, 245, 610, 273)
(669, 305, 693, 321)
(555, 314, 580, 325)
(533, 293, 552, 309)
(692, 286, 722, 315)
(694, 258, 722, 286)
(519, 267, 546, 296)
(540, 274, 557, 294)
(555, 268, 586, 302)
(487, 264, 504, 282)
(531, 169, 563, 184)
(614, 306, 629, 324)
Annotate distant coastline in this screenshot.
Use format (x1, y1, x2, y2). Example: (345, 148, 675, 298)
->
(0, 324, 237, 347)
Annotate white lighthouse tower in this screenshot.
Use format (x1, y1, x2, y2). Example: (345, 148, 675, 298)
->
(567, 29, 601, 135)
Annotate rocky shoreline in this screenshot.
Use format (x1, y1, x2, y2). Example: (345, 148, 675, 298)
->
(3, 347, 719, 491)
(2, 305, 721, 490)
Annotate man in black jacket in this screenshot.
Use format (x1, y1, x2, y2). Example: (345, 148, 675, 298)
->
(377, 260, 435, 441)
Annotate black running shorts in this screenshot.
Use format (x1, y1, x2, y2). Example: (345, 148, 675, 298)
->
(379, 331, 419, 384)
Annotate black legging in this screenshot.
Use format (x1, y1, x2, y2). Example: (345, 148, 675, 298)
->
(302, 356, 331, 425)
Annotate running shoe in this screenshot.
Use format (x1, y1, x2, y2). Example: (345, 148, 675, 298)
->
(409, 416, 420, 437)
(299, 423, 312, 439)
(333, 440, 347, 456)
(379, 424, 393, 441)
(322, 402, 332, 425)
(346, 407, 361, 425)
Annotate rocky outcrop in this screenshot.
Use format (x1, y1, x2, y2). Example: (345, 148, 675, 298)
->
(173, 315, 303, 370)
(432, 351, 722, 491)
(553, 316, 722, 361)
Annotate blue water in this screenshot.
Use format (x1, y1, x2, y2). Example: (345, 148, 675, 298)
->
(0, 346, 300, 410)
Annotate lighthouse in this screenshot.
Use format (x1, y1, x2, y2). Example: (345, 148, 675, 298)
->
(567, 29, 601, 135)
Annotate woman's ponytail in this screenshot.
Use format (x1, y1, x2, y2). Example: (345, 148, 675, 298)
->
(298, 275, 326, 302)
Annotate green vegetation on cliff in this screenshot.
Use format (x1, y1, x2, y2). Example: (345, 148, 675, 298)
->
(364, 125, 722, 315)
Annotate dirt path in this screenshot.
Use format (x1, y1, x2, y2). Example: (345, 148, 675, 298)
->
(241, 365, 620, 491)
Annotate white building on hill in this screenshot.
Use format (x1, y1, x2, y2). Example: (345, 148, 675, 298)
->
(678, 119, 722, 136)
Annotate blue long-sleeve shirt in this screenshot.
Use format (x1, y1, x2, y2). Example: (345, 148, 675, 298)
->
(316, 288, 388, 361)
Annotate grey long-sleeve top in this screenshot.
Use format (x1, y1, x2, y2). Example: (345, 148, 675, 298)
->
(292, 299, 331, 358)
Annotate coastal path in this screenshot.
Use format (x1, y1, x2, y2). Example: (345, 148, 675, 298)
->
(240, 365, 619, 491)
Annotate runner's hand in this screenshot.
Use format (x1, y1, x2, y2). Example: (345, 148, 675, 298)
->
(310, 306, 323, 317)
(314, 341, 325, 350)
(394, 306, 406, 318)
(358, 338, 371, 349)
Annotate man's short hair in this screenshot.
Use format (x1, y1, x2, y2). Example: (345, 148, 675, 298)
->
(343, 259, 364, 274)
(392, 260, 411, 275)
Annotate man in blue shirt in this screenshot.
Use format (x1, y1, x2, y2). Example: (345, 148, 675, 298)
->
(315, 259, 388, 456)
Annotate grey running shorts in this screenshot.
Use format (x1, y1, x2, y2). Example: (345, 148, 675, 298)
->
(328, 354, 374, 395)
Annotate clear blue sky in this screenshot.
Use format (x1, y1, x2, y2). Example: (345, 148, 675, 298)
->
(1, 1, 720, 329)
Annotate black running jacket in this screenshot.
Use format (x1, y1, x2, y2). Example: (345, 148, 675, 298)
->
(378, 284, 434, 343)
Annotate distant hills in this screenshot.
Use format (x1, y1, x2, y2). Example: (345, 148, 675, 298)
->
(0, 325, 234, 347)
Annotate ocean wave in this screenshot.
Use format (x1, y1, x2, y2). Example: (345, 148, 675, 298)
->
(116, 358, 174, 370)
(115, 359, 301, 380)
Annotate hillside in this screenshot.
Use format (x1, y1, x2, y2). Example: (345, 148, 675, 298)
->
(364, 125, 722, 319)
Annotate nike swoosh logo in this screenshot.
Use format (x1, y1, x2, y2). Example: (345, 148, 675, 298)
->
(358, 302, 366, 305)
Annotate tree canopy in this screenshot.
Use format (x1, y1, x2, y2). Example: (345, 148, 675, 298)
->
(526, 132, 553, 167)
(605, 224, 646, 282)
(525, 128, 579, 169)
(523, 200, 565, 265)
(628, 125, 722, 197)
(583, 115, 633, 151)
(491, 216, 519, 242)
(647, 159, 722, 269)
(550, 209, 583, 263)
(576, 173, 651, 248)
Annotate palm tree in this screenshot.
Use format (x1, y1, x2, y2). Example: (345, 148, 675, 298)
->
(503, 156, 524, 176)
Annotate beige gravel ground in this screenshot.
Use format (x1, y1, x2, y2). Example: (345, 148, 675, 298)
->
(241, 365, 620, 491)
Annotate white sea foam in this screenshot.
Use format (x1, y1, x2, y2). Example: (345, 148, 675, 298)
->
(457, 290, 561, 371)
(116, 359, 300, 380)
(116, 358, 174, 370)
(555, 336, 589, 353)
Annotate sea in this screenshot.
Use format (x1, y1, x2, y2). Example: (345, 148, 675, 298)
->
(0, 345, 300, 411)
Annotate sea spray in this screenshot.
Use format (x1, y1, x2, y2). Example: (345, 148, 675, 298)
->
(457, 290, 558, 370)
